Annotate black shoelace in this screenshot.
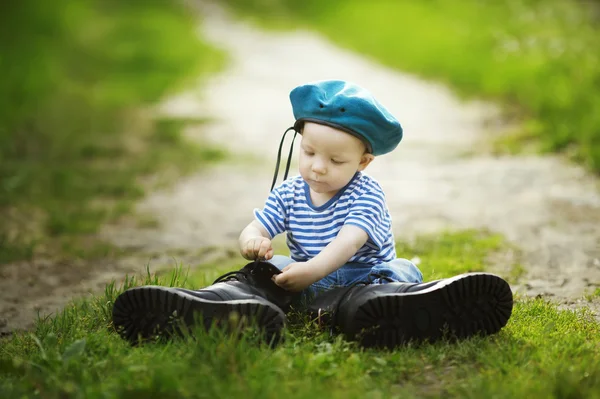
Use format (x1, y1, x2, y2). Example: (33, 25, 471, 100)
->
(212, 270, 249, 284)
(270, 127, 298, 192)
(212, 260, 272, 285)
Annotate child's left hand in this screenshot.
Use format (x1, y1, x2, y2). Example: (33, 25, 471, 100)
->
(272, 262, 322, 292)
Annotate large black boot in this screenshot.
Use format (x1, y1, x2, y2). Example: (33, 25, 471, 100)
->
(112, 261, 295, 345)
(308, 273, 513, 349)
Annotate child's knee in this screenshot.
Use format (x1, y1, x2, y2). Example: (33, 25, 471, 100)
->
(373, 258, 423, 283)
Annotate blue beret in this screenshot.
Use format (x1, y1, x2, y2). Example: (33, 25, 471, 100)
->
(289, 80, 403, 155)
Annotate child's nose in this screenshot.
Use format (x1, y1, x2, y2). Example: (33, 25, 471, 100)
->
(311, 160, 326, 174)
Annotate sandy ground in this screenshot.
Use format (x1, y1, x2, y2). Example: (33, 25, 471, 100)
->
(2, 1, 600, 336)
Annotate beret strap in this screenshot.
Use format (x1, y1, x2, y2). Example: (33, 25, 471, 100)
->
(270, 127, 298, 192)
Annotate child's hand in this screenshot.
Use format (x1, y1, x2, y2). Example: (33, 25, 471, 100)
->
(241, 237, 273, 260)
(272, 262, 322, 292)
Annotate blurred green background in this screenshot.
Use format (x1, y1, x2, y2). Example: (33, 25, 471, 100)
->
(1, 0, 599, 263)
(0, 0, 224, 263)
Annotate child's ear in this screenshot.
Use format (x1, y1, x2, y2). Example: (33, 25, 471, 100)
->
(357, 153, 375, 171)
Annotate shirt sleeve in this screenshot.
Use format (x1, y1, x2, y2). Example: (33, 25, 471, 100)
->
(253, 187, 287, 239)
(344, 190, 389, 251)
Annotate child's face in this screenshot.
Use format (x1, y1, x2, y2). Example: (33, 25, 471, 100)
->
(299, 122, 374, 196)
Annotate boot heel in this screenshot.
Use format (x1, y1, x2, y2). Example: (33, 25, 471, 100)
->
(112, 286, 285, 345)
(439, 273, 513, 339)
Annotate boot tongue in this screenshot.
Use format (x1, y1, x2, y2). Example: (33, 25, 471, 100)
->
(241, 261, 298, 311)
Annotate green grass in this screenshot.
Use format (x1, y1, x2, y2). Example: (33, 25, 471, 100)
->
(221, 0, 600, 173)
(0, 0, 226, 264)
(585, 287, 600, 301)
(395, 230, 505, 280)
(2, 230, 598, 398)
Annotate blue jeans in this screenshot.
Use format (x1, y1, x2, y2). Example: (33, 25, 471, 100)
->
(269, 255, 423, 304)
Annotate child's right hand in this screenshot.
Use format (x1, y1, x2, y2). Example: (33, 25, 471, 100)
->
(241, 237, 273, 260)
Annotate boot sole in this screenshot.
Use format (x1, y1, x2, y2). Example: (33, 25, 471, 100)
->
(352, 273, 513, 348)
(112, 285, 286, 345)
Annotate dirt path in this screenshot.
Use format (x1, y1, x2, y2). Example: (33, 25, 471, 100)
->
(2, 1, 600, 335)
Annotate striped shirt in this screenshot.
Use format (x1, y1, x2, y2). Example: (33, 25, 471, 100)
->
(254, 172, 396, 266)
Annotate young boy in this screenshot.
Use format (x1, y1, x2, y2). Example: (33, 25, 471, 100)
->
(239, 80, 423, 297)
(112, 80, 513, 348)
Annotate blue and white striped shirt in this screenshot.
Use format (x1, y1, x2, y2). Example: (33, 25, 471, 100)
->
(254, 172, 396, 266)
